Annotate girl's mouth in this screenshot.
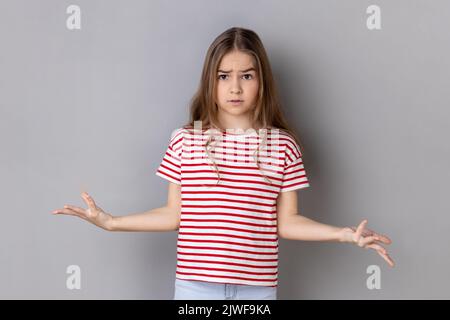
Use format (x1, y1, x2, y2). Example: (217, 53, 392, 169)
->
(228, 100, 244, 105)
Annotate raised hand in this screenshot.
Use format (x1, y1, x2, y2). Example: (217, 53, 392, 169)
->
(51, 191, 114, 231)
(340, 219, 395, 267)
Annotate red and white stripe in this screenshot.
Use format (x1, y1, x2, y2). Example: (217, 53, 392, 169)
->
(156, 127, 310, 287)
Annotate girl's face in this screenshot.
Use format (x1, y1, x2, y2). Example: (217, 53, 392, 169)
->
(215, 50, 259, 128)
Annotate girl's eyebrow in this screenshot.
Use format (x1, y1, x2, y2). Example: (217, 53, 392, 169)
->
(217, 68, 256, 73)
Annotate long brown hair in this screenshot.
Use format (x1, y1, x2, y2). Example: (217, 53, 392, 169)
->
(183, 27, 306, 186)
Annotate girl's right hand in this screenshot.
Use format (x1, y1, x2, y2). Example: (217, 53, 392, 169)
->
(52, 192, 114, 231)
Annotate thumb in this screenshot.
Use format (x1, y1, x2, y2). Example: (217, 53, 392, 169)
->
(81, 192, 97, 211)
(354, 219, 368, 242)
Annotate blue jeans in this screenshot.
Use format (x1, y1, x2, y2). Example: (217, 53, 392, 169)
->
(173, 278, 277, 300)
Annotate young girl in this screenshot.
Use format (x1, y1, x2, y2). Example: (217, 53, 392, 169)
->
(51, 27, 394, 300)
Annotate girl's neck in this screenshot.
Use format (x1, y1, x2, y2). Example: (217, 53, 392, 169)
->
(217, 117, 263, 132)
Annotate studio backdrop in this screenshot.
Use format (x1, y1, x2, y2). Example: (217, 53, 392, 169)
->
(0, 0, 448, 299)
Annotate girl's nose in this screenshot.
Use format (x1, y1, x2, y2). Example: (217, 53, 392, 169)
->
(230, 81, 242, 94)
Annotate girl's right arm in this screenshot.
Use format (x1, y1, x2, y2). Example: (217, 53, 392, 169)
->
(51, 182, 181, 232)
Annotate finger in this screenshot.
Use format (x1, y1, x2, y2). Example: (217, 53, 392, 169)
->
(366, 243, 395, 267)
(358, 236, 377, 248)
(376, 233, 392, 244)
(366, 243, 387, 255)
(372, 247, 395, 267)
(362, 229, 375, 238)
(361, 238, 390, 248)
(373, 234, 392, 245)
(81, 192, 97, 210)
(63, 205, 87, 217)
(370, 239, 391, 247)
(364, 228, 392, 244)
(53, 208, 87, 220)
(384, 253, 395, 267)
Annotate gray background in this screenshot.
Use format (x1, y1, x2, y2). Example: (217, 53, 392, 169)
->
(1, 0, 448, 299)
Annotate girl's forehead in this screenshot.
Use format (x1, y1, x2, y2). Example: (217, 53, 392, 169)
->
(219, 51, 255, 70)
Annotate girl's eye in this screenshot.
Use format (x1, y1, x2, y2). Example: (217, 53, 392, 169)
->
(217, 74, 254, 80)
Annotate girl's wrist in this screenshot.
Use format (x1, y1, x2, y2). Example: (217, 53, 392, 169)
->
(337, 227, 354, 243)
(105, 214, 116, 232)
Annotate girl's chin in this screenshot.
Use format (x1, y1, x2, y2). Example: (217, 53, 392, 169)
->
(221, 108, 251, 115)
(219, 103, 250, 110)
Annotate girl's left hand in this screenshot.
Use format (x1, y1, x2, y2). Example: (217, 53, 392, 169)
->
(339, 219, 395, 267)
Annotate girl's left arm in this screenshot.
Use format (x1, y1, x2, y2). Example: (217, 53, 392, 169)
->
(276, 190, 395, 267)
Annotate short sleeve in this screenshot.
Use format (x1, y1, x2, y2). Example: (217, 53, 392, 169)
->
(155, 128, 184, 185)
(280, 137, 310, 192)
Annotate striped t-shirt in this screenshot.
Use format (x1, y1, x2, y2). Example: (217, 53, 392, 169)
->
(155, 126, 310, 287)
